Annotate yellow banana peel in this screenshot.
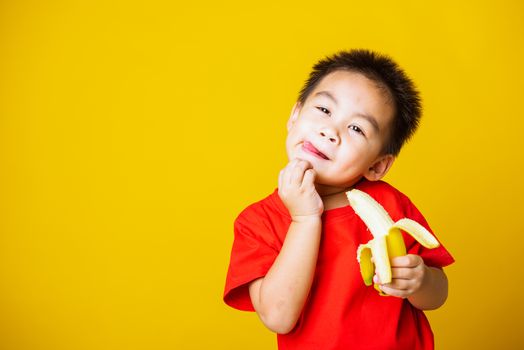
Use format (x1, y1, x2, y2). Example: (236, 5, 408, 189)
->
(346, 189, 440, 294)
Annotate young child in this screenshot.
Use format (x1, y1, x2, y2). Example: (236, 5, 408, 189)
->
(223, 49, 454, 349)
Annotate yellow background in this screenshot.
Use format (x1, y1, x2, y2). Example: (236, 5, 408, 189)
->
(0, 0, 523, 349)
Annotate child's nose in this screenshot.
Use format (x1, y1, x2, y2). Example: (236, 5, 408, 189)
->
(320, 129, 340, 145)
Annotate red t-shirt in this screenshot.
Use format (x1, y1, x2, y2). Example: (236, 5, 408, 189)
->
(224, 180, 455, 350)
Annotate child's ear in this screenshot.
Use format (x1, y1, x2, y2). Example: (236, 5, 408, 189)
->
(287, 102, 301, 131)
(363, 154, 395, 181)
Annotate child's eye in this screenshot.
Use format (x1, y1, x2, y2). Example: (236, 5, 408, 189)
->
(349, 124, 365, 136)
(316, 106, 331, 116)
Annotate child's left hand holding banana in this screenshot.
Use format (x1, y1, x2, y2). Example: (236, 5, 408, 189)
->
(373, 254, 428, 298)
(377, 254, 449, 310)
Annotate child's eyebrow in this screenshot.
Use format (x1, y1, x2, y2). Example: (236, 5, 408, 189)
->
(314, 91, 339, 105)
(314, 90, 380, 133)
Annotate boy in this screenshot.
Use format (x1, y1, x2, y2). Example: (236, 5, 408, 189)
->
(223, 49, 454, 349)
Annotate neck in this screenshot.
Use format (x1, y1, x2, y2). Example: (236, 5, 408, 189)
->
(317, 185, 349, 197)
(316, 181, 360, 210)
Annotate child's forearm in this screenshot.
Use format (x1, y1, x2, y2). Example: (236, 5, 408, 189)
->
(249, 216, 321, 334)
(407, 266, 449, 310)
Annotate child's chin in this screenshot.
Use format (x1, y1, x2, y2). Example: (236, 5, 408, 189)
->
(293, 154, 327, 167)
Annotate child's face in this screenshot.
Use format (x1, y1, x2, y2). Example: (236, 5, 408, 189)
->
(286, 70, 395, 188)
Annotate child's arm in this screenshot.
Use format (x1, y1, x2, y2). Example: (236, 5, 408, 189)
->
(376, 255, 449, 310)
(249, 159, 323, 334)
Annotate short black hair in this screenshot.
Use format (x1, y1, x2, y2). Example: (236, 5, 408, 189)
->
(297, 49, 421, 156)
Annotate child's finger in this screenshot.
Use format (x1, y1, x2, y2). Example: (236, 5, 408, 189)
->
(390, 267, 412, 280)
(301, 168, 316, 189)
(290, 160, 308, 185)
(382, 279, 410, 291)
(391, 254, 422, 268)
(378, 284, 407, 299)
(281, 159, 297, 186)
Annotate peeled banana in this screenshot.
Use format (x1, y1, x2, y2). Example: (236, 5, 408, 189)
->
(346, 189, 440, 292)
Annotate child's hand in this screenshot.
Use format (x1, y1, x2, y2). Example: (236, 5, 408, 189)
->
(374, 254, 428, 298)
(278, 159, 324, 222)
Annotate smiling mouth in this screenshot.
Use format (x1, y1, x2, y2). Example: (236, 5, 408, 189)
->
(302, 141, 329, 160)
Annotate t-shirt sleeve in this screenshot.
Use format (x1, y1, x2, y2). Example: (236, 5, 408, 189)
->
(401, 195, 455, 268)
(223, 211, 280, 311)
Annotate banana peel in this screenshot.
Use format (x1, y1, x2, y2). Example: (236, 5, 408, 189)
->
(346, 189, 440, 295)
